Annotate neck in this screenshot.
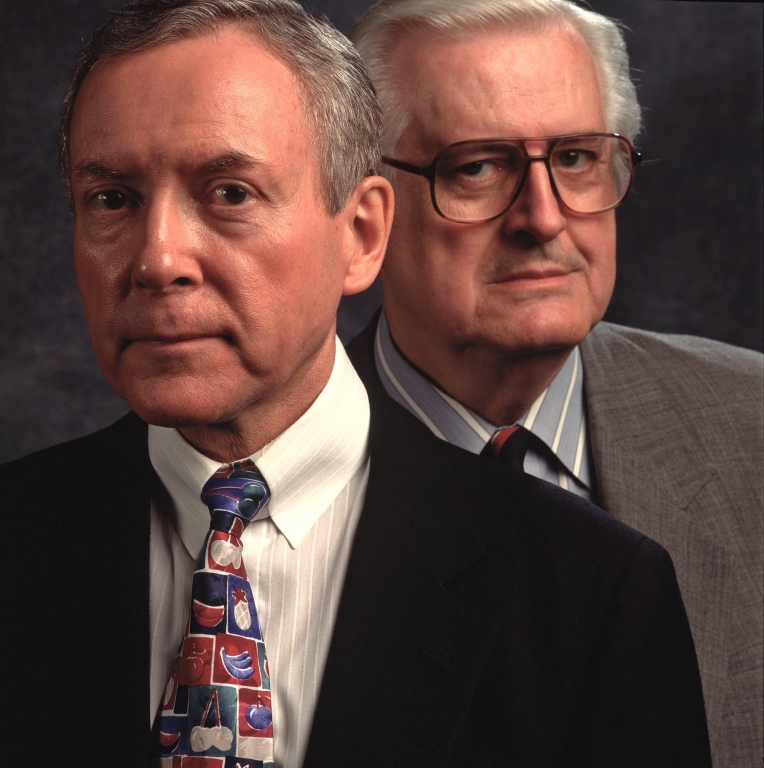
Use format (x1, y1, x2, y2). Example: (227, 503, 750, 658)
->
(178, 335, 336, 463)
(388, 319, 573, 427)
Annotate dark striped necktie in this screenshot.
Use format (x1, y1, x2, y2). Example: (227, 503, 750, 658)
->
(154, 459, 275, 767)
(481, 424, 539, 472)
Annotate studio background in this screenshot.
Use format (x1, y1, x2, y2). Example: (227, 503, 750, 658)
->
(0, 0, 761, 464)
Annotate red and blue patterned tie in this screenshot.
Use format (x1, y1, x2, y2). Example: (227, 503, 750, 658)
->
(155, 459, 275, 767)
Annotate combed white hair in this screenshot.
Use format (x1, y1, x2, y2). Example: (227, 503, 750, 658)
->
(351, 0, 642, 158)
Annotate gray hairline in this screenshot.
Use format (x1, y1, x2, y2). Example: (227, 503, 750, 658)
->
(60, 1, 382, 216)
(351, 0, 642, 165)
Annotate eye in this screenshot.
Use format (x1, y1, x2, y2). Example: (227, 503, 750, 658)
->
(458, 161, 495, 178)
(92, 190, 129, 211)
(211, 184, 252, 206)
(555, 150, 594, 170)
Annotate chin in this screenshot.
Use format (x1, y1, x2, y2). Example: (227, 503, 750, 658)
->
(492, 311, 596, 356)
(116, 377, 247, 429)
(129, 400, 227, 429)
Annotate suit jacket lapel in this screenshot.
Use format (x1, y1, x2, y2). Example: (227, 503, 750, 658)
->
(305, 323, 500, 766)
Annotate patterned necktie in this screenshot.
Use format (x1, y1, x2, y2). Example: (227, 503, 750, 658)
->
(481, 425, 536, 472)
(155, 459, 275, 767)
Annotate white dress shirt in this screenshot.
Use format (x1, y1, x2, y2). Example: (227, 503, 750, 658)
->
(148, 337, 370, 768)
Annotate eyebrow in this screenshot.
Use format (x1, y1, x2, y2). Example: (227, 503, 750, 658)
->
(72, 162, 132, 181)
(72, 151, 272, 181)
(196, 151, 266, 175)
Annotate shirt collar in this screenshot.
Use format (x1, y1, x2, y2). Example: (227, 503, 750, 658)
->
(374, 310, 590, 488)
(149, 336, 370, 556)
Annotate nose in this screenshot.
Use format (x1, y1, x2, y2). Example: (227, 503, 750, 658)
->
(131, 193, 203, 292)
(501, 157, 566, 244)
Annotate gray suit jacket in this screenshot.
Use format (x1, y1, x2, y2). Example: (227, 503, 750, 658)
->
(581, 322, 763, 765)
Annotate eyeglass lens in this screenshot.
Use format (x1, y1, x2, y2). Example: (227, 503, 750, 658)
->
(434, 136, 633, 221)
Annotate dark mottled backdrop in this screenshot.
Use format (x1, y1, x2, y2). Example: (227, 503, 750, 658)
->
(0, 0, 761, 463)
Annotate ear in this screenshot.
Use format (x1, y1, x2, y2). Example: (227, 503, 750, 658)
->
(339, 175, 394, 296)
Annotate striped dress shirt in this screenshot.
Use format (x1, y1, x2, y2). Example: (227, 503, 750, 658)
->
(374, 311, 592, 498)
(148, 338, 370, 768)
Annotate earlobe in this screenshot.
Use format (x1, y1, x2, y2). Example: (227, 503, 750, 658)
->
(341, 175, 394, 296)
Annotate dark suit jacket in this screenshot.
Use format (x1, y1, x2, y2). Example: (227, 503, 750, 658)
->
(1, 353, 711, 765)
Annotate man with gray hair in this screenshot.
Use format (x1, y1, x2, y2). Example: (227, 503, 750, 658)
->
(348, 0, 763, 763)
(1, 0, 392, 763)
(0, 0, 714, 764)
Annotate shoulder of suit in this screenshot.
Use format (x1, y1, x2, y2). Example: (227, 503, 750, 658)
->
(364, 369, 651, 551)
(0, 412, 152, 582)
(587, 321, 762, 371)
(582, 322, 763, 473)
(581, 323, 764, 395)
(0, 411, 150, 498)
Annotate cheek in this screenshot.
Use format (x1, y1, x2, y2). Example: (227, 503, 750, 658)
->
(73, 244, 107, 323)
(571, 215, 616, 305)
(388, 179, 437, 262)
(229, 229, 341, 340)
(74, 249, 126, 345)
(595, 251, 617, 307)
(388, 186, 478, 288)
(73, 215, 135, 291)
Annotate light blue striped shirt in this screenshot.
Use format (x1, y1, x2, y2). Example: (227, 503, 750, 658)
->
(373, 311, 592, 499)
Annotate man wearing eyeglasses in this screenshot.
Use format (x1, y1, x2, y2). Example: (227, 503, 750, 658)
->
(348, 0, 763, 763)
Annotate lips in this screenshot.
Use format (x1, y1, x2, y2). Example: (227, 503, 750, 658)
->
(121, 331, 225, 350)
(490, 268, 571, 284)
(136, 334, 214, 343)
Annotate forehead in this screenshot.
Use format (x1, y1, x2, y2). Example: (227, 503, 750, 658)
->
(70, 26, 310, 177)
(391, 22, 605, 155)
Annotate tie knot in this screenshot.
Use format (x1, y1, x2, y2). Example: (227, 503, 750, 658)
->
(201, 459, 270, 533)
(488, 425, 522, 457)
(481, 425, 534, 473)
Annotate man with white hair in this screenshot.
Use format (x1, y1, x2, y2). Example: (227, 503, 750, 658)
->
(349, 0, 763, 763)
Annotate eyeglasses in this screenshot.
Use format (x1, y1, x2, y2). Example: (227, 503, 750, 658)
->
(383, 133, 641, 223)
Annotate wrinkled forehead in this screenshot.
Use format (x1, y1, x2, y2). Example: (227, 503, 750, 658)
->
(387, 21, 605, 156)
(74, 29, 295, 119)
(69, 28, 313, 182)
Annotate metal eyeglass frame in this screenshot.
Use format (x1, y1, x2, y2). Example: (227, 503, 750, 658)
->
(382, 132, 642, 223)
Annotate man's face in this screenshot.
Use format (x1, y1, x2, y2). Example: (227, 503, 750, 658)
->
(70, 27, 358, 429)
(383, 24, 617, 359)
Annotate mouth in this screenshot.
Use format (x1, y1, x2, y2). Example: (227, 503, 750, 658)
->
(490, 267, 572, 284)
(122, 333, 224, 351)
(143, 334, 213, 343)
